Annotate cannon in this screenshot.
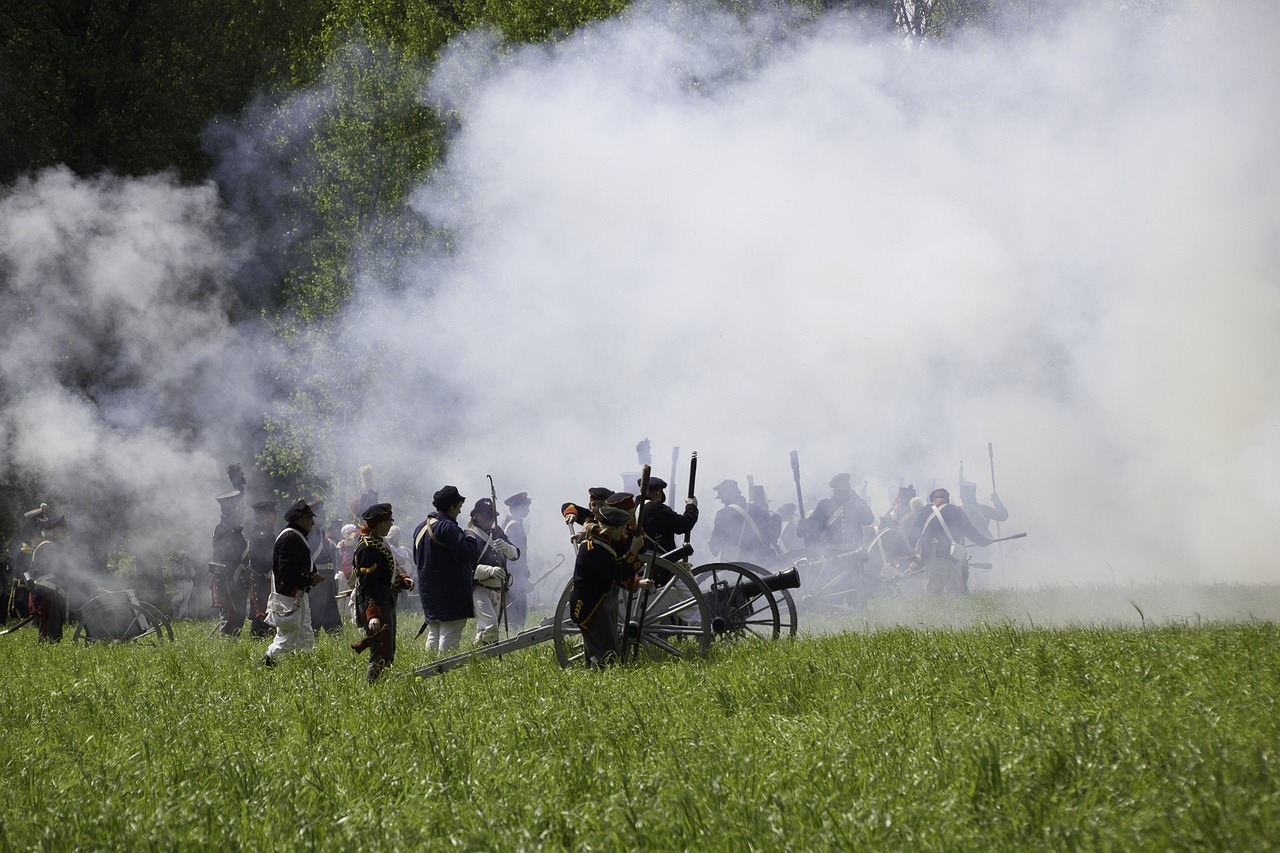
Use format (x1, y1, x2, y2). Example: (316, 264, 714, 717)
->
(413, 556, 801, 679)
(72, 590, 174, 644)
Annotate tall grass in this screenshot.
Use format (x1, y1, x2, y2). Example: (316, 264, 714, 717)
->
(1, 591, 1277, 850)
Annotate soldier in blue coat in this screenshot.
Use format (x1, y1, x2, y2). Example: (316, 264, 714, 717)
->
(414, 485, 485, 654)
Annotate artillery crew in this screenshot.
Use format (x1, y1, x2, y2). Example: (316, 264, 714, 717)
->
(261, 500, 324, 666)
(636, 477, 698, 555)
(568, 504, 652, 668)
(466, 498, 520, 646)
(414, 486, 486, 654)
(708, 479, 774, 564)
(798, 473, 874, 550)
(350, 503, 413, 683)
(910, 488, 992, 596)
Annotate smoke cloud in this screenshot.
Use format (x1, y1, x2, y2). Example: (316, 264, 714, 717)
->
(2, 0, 1277, 607)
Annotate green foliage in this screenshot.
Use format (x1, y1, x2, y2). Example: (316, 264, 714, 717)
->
(1, 598, 1278, 850)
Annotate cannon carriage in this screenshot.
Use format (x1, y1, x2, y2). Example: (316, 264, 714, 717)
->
(413, 555, 801, 679)
(73, 589, 174, 644)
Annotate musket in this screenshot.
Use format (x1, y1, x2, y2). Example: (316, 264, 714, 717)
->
(790, 450, 806, 518)
(684, 451, 698, 547)
(623, 464, 653, 663)
(0, 614, 35, 636)
(668, 446, 679, 510)
(487, 474, 509, 639)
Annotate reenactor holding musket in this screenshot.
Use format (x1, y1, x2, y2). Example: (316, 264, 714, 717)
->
(28, 515, 73, 642)
(350, 503, 414, 683)
(568, 503, 653, 668)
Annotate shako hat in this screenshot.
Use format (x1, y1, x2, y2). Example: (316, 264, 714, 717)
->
(504, 491, 531, 508)
(251, 499, 278, 512)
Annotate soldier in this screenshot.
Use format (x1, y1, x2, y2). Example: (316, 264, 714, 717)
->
(28, 515, 73, 642)
(746, 485, 782, 565)
(880, 485, 918, 529)
(562, 487, 613, 545)
(350, 503, 414, 683)
(502, 492, 532, 631)
(795, 473, 877, 608)
(245, 500, 278, 639)
(568, 505, 653, 668)
(776, 503, 804, 553)
(636, 477, 698, 555)
(912, 488, 991, 596)
(261, 500, 325, 666)
(414, 485, 486, 654)
(956, 479, 1008, 591)
(210, 489, 249, 637)
(466, 498, 520, 646)
(707, 479, 772, 564)
(7, 503, 48, 621)
(166, 551, 198, 620)
(306, 501, 342, 635)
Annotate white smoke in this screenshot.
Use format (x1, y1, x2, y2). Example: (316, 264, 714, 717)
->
(2, 0, 1277, 600)
(342, 0, 1280, 586)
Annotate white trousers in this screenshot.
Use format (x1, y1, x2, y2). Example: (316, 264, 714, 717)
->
(265, 591, 316, 660)
(472, 586, 502, 645)
(424, 619, 467, 654)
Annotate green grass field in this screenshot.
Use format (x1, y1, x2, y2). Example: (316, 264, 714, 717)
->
(2, 586, 1278, 851)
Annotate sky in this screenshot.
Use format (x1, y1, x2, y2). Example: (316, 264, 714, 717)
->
(2, 0, 1277, 595)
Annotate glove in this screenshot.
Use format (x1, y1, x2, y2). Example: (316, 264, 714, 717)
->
(394, 573, 414, 591)
(493, 538, 520, 561)
(367, 617, 383, 634)
(685, 496, 698, 508)
(474, 565, 508, 584)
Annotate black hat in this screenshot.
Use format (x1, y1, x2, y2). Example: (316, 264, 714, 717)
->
(929, 488, 950, 503)
(215, 490, 243, 503)
(606, 492, 636, 511)
(40, 515, 68, 532)
(829, 473, 852, 488)
(470, 498, 496, 518)
(284, 499, 315, 522)
(749, 485, 767, 502)
(897, 484, 916, 501)
(587, 487, 614, 501)
(640, 477, 667, 491)
(432, 485, 465, 510)
(504, 492, 531, 508)
(713, 479, 739, 494)
(251, 500, 278, 512)
(596, 506, 631, 527)
(361, 502, 393, 522)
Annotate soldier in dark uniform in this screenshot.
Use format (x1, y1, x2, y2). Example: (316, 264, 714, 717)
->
(28, 515, 73, 642)
(210, 489, 249, 636)
(636, 477, 698, 555)
(912, 488, 991, 596)
(245, 500, 278, 638)
(502, 492, 532, 631)
(798, 473, 875, 549)
(414, 485, 486, 654)
(261, 500, 324, 665)
(562, 487, 614, 546)
(568, 505, 652, 668)
(350, 503, 413, 683)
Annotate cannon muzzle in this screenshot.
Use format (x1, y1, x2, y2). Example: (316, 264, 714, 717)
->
(736, 566, 801, 599)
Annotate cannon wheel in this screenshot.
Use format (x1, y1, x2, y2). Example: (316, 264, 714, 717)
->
(552, 557, 713, 669)
(73, 595, 175, 645)
(779, 548, 871, 614)
(691, 562, 796, 640)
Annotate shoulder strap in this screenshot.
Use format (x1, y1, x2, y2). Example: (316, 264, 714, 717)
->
(726, 503, 766, 546)
(928, 506, 958, 544)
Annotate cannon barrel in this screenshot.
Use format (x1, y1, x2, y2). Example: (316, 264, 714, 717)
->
(735, 566, 801, 599)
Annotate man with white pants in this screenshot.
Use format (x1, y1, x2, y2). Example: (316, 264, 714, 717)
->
(261, 500, 324, 666)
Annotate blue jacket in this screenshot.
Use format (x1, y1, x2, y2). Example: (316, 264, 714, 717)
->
(413, 512, 485, 622)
